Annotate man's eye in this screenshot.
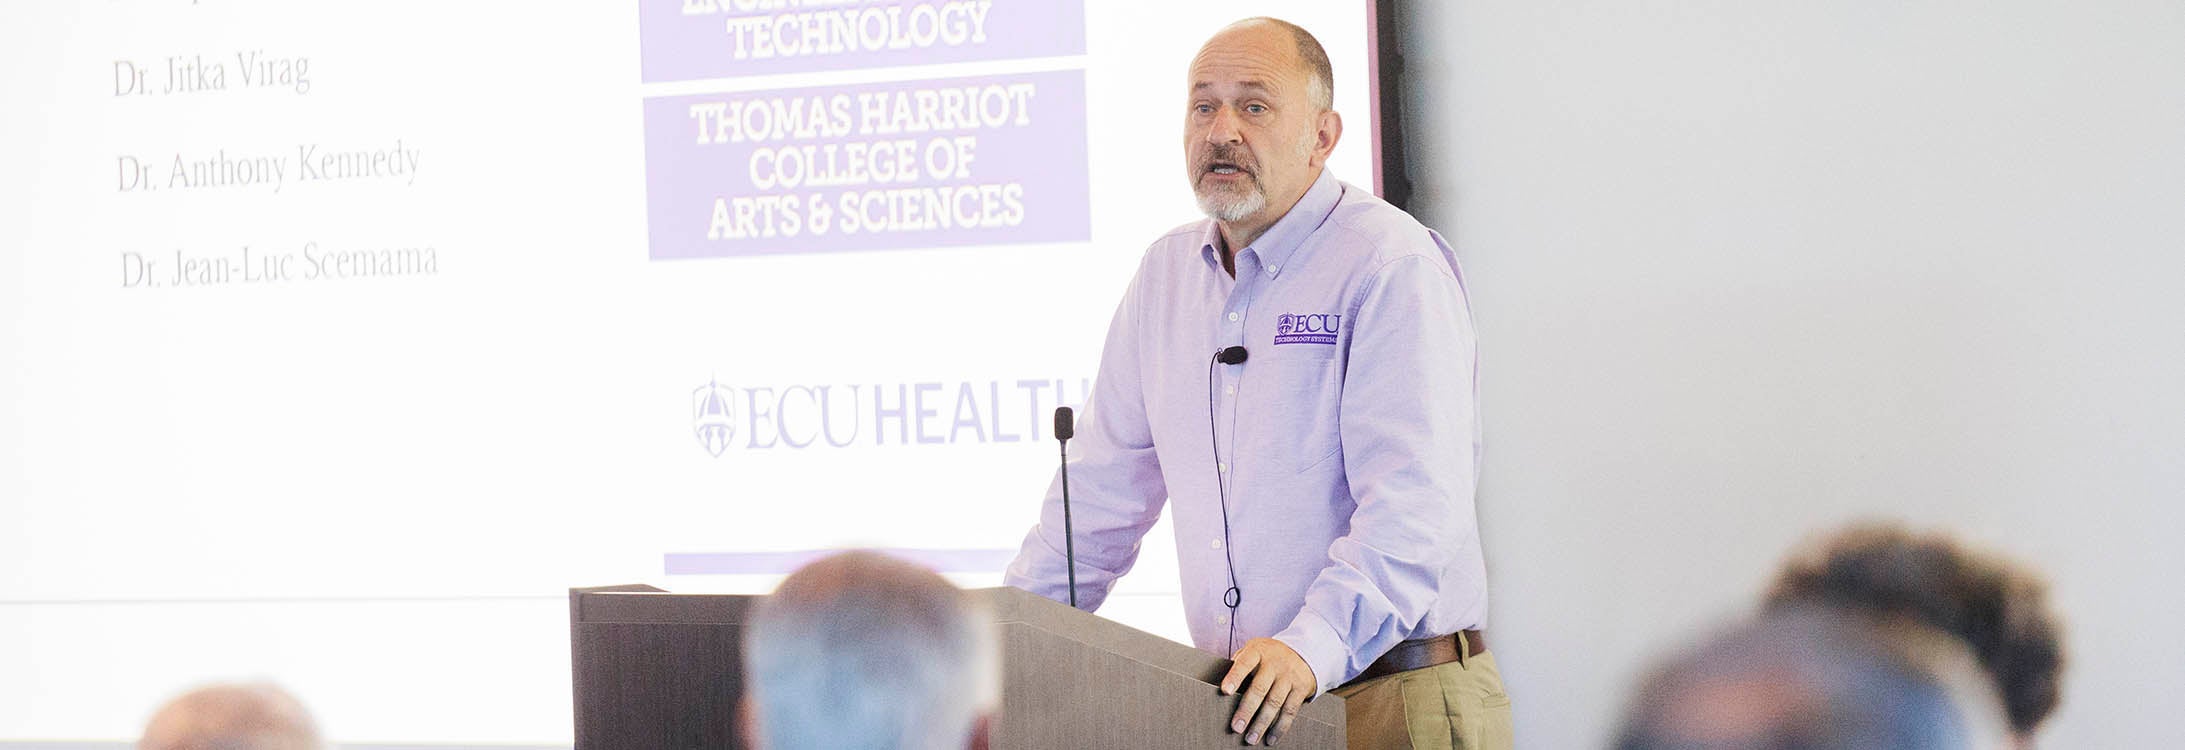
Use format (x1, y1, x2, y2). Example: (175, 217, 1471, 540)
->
(1195, 104, 1214, 114)
(1246, 104, 1268, 114)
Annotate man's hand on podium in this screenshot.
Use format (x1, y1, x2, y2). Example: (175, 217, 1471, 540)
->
(1221, 638, 1318, 747)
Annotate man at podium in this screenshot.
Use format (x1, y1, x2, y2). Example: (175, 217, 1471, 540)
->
(1004, 16, 1511, 750)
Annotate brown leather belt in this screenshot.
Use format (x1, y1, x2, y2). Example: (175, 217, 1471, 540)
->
(1346, 630, 1486, 686)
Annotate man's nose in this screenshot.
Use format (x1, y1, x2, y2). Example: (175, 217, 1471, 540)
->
(1205, 106, 1243, 144)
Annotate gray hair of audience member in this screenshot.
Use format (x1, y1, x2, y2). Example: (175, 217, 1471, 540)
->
(1614, 607, 2011, 750)
(138, 682, 324, 750)
(743, 550, 999, 750)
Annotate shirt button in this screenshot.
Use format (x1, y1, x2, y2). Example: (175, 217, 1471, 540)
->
(1268, 264, 1280, 275)
(1210, 539, 1223, 550)
(1216, 613, 1230, 625)
(1227, 312, 1240, 322)
(1218, 462, 1228, 473)
(1225, 385, 1236, 396)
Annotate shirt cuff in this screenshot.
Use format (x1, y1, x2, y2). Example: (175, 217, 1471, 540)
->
(1272, 609, 1352, 696)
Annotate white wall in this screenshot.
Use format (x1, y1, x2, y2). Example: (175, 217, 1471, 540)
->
(1397, 1, 2185, 747)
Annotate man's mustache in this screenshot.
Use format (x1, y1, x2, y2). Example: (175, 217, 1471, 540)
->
(1197, 144, 1258, 177)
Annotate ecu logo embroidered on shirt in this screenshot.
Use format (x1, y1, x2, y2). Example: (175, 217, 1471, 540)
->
(1274, 313, 1340, 345)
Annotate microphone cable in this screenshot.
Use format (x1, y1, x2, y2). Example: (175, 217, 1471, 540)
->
(1207, 348, 1245, 654)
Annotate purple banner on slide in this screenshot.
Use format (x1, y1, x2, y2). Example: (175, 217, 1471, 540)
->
(639, 0, 1087, 82)
(641, 69, 1091, 260)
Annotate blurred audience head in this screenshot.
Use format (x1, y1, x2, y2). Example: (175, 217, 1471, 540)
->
(1767, 522, 2065, 740)
(138, 682, 323, 750)
(1614, 607, 2009, 750)
(743, 550, 999, 750)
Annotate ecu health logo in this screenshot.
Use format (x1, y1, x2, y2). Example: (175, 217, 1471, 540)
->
(693, 379, 736, 458)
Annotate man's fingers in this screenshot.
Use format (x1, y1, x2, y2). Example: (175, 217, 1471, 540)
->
(1221, 640, 1316, 743)
(1263, 692, 1304, 747)
(1229, 674, 1270, 734)
(1243, 685, 1290, 746)
(1220, 649, 1262, 695)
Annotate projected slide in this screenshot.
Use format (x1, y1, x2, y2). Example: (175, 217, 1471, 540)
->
(0, 1, 1383, 744)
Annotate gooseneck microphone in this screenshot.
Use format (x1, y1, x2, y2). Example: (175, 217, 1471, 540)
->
(1054, 406, 1079, 609)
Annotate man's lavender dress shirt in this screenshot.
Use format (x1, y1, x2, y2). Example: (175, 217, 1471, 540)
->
(1004, 170, 1487, 694)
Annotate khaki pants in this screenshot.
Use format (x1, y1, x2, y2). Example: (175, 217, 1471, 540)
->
(1329, 646, 1512, 750)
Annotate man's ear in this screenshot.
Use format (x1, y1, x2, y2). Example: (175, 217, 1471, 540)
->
(1314, 110, 1344, 166)
(966, 712, 993, 750)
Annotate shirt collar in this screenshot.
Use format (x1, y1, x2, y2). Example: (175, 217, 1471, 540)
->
(1198, 170, 1345, 279)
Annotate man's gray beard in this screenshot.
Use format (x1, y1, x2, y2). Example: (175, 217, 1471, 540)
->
(1197, 185, 1266, 223)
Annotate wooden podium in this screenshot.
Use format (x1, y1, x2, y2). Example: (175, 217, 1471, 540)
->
(570, 584, 1346, 749)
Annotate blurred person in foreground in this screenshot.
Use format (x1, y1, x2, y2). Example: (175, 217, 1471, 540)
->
(1767, 523, 2065, 747)
(742, 550, 999, 750)
(139, 682, 323, 750)
(1615, 607, 2011, 750)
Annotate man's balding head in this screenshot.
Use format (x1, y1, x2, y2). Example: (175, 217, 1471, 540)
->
(139, 682, 323, 750)
(1209, 18, 1334, 113)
